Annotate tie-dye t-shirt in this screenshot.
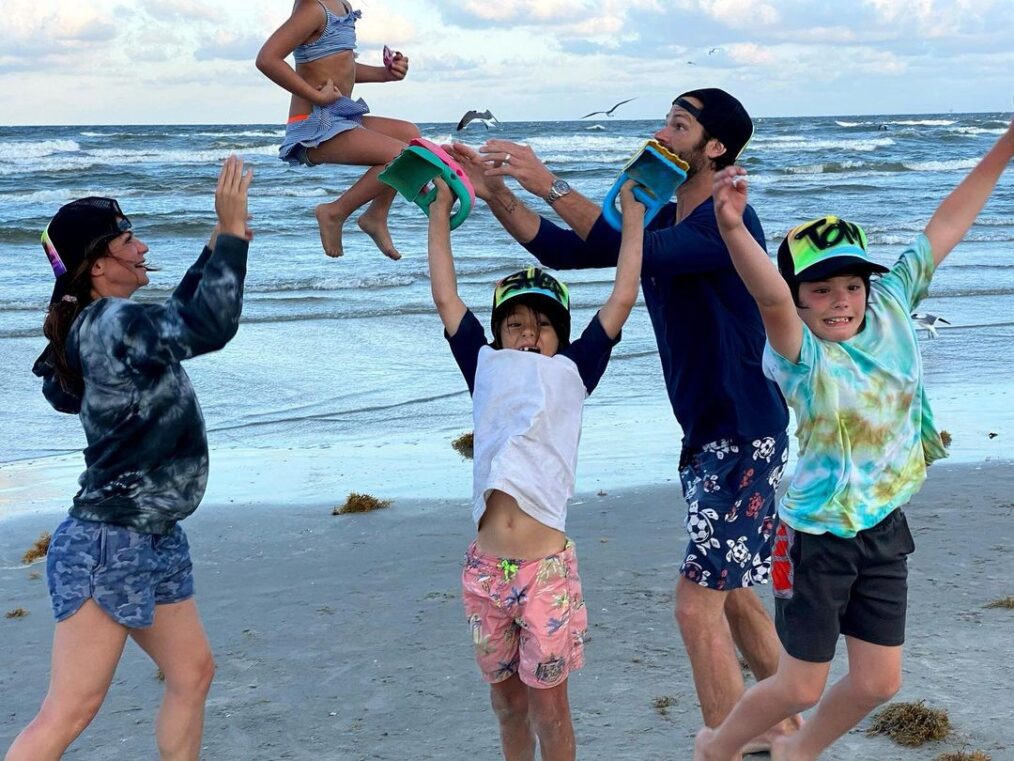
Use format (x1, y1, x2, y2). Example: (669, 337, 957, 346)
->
(762, 234, 946, 538)
(36, 235, 248, 535)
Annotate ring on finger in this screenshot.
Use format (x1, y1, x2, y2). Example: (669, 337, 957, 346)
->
(504, 153, 511, 165)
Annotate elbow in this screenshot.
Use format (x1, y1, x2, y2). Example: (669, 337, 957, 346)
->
(254, 49, 272, 75)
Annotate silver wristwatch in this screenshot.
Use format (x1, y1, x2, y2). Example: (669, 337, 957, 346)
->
(545, 178, 571, 205)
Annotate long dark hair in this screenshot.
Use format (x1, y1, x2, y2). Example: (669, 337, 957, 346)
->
(41, 238, 109, 392)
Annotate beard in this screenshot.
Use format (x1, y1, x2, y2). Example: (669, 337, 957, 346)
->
(683, 135, 713, 179)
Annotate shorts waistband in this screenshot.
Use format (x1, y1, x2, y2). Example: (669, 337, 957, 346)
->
(465, 539, 575, 571)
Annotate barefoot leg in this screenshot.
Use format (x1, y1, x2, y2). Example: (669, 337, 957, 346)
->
(306, 116, 418, 260)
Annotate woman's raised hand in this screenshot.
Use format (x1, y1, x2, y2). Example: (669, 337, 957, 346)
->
(215, 156, 254, 240)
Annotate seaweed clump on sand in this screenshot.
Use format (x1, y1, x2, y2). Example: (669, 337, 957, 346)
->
(22, 532, 51, 565)
(5, 608, 29, 619)
(652, 696, 677, 717)
(451, 432, 474, 459)
(867, 701, 950, 746)
(333, 493, 391, 515)
(983, 596, 1014, 609)
(935, 751, 991, 761)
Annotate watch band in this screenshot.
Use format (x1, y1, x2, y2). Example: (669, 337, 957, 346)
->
(546, 179, 571, 205)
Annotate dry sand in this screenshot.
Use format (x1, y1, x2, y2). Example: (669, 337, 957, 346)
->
(1, 461, 1012, 760)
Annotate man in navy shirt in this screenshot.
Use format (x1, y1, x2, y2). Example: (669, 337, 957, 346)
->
(449, 90, 795, 748)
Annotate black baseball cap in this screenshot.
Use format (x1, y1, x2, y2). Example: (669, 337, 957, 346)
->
(673, 88, 753, 161)
(41, 197, 131, 304)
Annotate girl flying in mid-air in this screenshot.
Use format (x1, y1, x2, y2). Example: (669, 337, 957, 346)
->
(257, 0, 419, 260)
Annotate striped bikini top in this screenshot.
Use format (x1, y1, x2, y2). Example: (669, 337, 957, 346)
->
(293, 1, 360, 64)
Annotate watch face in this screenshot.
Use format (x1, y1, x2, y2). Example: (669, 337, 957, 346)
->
(553, 180, 570, 194)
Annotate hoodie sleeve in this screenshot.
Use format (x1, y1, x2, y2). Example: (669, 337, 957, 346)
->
(32, 345, 83, 415)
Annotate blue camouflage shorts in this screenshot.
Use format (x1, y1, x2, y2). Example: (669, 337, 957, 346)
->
(46, 516, 194, 628)
(678, 433, 788, 590)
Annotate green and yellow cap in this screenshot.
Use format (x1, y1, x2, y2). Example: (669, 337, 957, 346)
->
(777, 216, 888, 284)
(491, 267, 571, 341)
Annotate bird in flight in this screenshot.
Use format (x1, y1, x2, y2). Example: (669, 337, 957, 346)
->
(456, 109, 501, 131)
(708, 47, 720, 55)
(911, 313, 951, 338)
(580, 97, 636, 119)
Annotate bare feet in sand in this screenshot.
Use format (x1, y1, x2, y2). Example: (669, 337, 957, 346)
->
(315, 203, 347, 258)
(769, 734, 793, 760)
(693, 727, 742, 761)
(358, 209, 401, 260)
(742, 716, 804, 756)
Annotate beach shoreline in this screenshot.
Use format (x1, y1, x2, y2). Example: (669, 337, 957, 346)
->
(2, 461, 1012, 760)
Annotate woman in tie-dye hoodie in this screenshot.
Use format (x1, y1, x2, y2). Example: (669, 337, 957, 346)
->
(694, 118, 1014, 761)
(6, 157, 252, 761)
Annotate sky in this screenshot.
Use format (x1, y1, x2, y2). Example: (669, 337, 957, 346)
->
(1, 0, 1012, 126)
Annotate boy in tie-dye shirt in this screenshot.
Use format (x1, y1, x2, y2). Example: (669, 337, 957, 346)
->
(695, 116, 1014, 761)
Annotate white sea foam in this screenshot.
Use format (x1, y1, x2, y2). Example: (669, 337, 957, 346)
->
(195, 130, 284, 139)
(259, 186, 331, 198)
(903, 158, 978, 172)
(0, 189, 77, 204)
(834, 120, 874, 127)
(0, 139, 80, 160)
(755, 137, 895, 152)
(949, 127, 1007, 136)
(888, 119, 956, 126)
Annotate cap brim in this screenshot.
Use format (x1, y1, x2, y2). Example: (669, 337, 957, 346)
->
(797, 255, 889, 281)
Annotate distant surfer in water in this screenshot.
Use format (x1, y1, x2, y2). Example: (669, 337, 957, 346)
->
(257, 0, 418, 260)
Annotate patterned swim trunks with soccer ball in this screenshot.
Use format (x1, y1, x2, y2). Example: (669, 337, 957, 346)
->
(678, 432, 788, 591)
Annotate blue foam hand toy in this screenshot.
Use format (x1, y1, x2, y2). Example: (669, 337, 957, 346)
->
(602, 140, 689, 230)
(378, 138, 475, 230)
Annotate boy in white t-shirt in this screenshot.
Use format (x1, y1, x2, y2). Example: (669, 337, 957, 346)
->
(427, 179, 643, 760)
(695, 117, 1014, 761)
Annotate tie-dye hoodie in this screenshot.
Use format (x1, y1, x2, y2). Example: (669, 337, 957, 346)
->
(33, 234, 248, 534)
(762, 234, 947, 538)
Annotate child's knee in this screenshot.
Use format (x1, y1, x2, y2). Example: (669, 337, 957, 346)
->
(772, 673, 825, 712)
(528, 689, 572, 734)
(490, 680, 528, 722)
(852, 669, 901, 706)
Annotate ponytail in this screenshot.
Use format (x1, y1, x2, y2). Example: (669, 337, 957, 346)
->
(41, 241, 105, 392)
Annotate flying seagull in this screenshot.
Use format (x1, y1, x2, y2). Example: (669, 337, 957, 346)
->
(911, 313, 951, 338)
(580, 97, 636, 119)
(708, 47, 720, 55)
(456, 109, 501, 131)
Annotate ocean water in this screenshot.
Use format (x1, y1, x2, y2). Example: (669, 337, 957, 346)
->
(1, 115, 1012, 518)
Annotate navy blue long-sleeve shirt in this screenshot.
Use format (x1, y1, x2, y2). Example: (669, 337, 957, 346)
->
(523, 199, 787, 452)
(35, 234, 249, 534)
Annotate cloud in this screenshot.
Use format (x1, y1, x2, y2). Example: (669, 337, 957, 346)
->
(195, 33, 264, 62)
(144, 0, 224, 23)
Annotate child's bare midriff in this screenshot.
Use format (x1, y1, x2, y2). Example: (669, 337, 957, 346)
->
(288, 51, 355, 119)
(477, 489, 567, 560)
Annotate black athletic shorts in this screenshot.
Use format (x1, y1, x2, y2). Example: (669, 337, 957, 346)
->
(772, 508, 915, 663)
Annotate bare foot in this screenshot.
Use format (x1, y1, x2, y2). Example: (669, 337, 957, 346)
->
(694, 727, 716, 761)
(742, 715, 803, 755)
(315, 203, 347, 258)
(357, 210, 402, 261)
(694, 727, 741, 761)
(769, 734, 793, 761)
